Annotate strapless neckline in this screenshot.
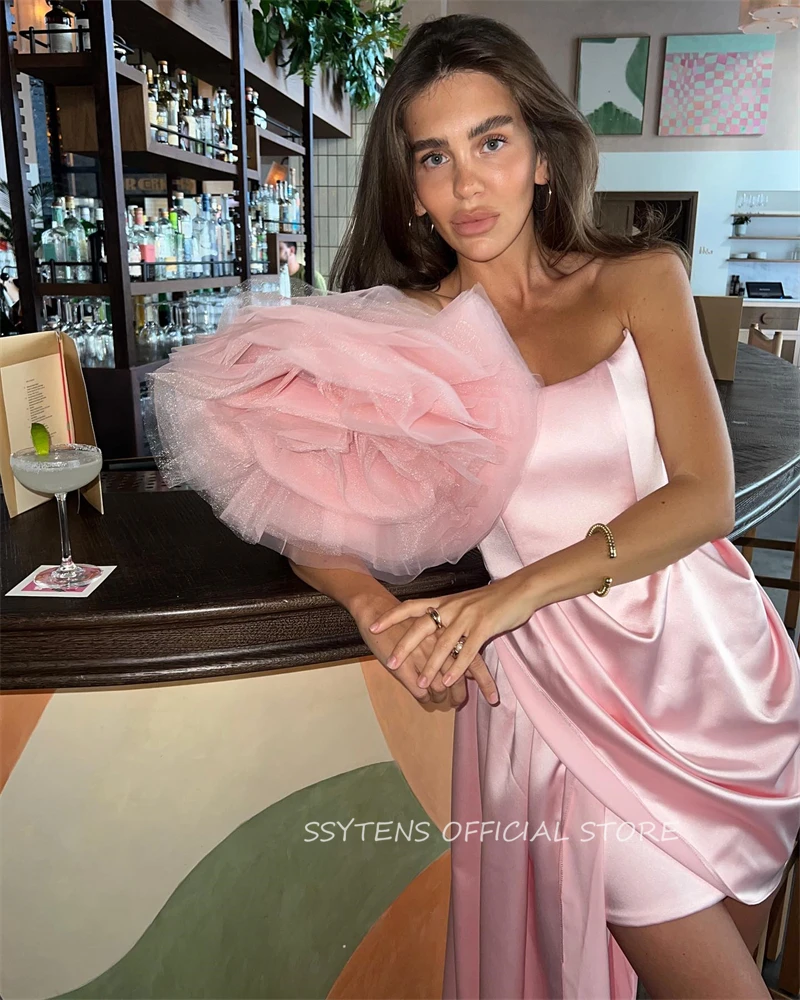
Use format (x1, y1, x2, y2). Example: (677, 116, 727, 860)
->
(534, 327, 632, 389)
(392, 282, 634, 391)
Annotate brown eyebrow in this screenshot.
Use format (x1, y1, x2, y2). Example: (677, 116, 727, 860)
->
(410, 114, 515, 154)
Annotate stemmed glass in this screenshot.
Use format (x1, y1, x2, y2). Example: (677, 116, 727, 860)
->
(10, 443, 104, 589)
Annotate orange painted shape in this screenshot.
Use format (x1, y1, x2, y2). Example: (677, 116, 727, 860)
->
(360, 659, 454, 832)
(327, 851, 451, 1000)
(0, 691, 54, 793)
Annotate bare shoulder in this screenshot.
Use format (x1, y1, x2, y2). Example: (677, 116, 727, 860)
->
(596, 249, 691, 335)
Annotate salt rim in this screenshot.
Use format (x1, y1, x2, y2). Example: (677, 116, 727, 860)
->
(10, 444, 101, 473)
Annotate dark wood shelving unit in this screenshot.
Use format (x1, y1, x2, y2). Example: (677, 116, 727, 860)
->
(15, 50, 146, 85)
(1, 0, 319, 459)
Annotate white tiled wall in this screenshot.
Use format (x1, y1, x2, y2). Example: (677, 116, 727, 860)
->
(313, 106, 374, 283)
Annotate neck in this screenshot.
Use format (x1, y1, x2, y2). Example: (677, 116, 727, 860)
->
(448, 211, 561, 309)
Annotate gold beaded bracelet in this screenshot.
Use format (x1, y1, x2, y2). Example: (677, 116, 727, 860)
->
(585, 522, 617, 597)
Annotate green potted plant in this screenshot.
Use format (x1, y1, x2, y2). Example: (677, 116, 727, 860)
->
(732, 214, 751, 236)
(247, 0, 408, 109)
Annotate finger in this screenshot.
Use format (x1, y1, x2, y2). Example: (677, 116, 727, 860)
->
(465, 658, 500, 706)
(450, 675, 468, 708)
(368, 599, 431, 634)
(418, 623, 478, 690)
(391, 660, 432, 704)
(385, 616, 438, 672)
(428, 672, 449, 703)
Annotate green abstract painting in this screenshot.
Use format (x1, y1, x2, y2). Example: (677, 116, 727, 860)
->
(577, 36, 650, 135)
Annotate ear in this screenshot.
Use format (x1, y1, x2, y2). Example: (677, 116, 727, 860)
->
(413, 194, 426, 217)
(534, 155, 549, 187)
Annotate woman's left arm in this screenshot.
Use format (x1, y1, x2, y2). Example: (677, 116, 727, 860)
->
(369, 250, 737, 689)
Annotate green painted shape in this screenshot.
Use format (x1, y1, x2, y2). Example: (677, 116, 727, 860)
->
(587, 102, 643, 136)
(53, 761, 447, 1000)
(625, 37, 649, 104)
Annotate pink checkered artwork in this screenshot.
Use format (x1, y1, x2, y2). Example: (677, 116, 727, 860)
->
(659, 34, 775, 136)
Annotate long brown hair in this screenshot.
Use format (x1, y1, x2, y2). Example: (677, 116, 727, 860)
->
(330, 14, 685, 293)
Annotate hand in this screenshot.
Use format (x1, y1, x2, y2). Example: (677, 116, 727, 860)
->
(352, 593, 497, 709)
(368, 575, 535, 694)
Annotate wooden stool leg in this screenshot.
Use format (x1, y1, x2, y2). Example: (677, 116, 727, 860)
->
(776, 856, 798, 996)
(739, 527, 758, 565)
(785, 518, 800, 633)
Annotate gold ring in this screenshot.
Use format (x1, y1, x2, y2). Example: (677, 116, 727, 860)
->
(451, 634, 468, 658)
(426, 607, 445, 629)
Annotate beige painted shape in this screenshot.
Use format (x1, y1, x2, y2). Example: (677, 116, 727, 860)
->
(360, 658, 455, 833)
(0, 662, 391, 1000)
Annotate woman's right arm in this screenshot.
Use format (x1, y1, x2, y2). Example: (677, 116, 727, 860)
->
(288, 560, 499, 709)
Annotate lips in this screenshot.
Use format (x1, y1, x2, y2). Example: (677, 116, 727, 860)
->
(452, 210, 497, 225)
(451, 212, 499, 236)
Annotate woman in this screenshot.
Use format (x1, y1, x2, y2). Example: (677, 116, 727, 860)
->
(151, 14, 800, 1000)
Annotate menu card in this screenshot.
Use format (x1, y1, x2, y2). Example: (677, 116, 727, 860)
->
(0, 330, 103, 517)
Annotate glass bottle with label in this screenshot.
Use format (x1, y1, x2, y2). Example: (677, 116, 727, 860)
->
(145, 68, 158, 141)
(177, 71, 196, 153)
(39, 200, 68, 282)
(156, 62, 179, 147)
(45, 1, 75, 54)
(63, 196, 90, 281)
(75, 1, 90, 51)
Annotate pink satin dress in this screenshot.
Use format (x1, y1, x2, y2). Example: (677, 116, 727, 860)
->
(148, 283, 800, 1000)
(443, 326, 800, 999)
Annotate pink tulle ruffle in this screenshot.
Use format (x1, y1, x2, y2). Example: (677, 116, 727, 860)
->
(148, 282, 542, 584)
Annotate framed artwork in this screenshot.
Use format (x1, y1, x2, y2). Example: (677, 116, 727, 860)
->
(576, 36, 650, 135)
(658, 34, 776, 136)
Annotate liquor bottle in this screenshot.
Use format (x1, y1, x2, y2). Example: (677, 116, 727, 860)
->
(74, 1, 90, 51)
(156, 61, 179, 146)
(39, 200, 68, 282)
(219, 195, 235, 274)
(197, 99, 213, 158)
(156, 208, 177, 279)
(252, 90, 268, 130)
(177, 71, 196, 153)
(45, 0, 75, 54)
(194, 195, 214, 276)
(127, 206, 142, 280)
(133, 208, 156, 279)
(88, 206, 105, 283)
(79, 204, 95, 238)
(171, 193, 195, 277)
(146, 68, 159, 141)
(63, 196, 90, 281)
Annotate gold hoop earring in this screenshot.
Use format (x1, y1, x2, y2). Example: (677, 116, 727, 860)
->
(408, 214, 436, 235)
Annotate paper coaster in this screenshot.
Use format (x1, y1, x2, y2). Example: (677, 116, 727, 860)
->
(5, 565, 117, 598)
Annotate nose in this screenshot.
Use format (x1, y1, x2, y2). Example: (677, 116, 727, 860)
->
(452, 159, 484, 201)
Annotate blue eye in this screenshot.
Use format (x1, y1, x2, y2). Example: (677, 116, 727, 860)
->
(420, 152, 446, 168)
(484, 135, 507, 152)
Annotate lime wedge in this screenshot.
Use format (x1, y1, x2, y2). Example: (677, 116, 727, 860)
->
(30, 422, 51, 456)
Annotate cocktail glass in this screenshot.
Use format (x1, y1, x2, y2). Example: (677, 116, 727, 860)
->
(9, 443, 103, 589)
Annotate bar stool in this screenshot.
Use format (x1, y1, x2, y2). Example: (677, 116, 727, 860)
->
(748, 323, 784, 357)
(733, 327, 800, 635)
(754, 832, 799, 998)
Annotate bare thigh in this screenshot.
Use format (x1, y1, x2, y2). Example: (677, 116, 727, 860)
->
(608, 887, 780, 1000)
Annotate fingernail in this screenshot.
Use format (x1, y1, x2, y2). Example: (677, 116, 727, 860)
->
(443, 674, 453, 687)
(369, 623, 378, 632)
(490, 694, 500, 706)
(418, 675, 429, 688)
(386, 655, 397, 668)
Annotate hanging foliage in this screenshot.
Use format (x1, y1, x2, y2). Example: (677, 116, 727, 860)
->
(247, 0, 408, 109)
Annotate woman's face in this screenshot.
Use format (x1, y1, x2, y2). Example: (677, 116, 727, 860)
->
(405, 71, 546, 261)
